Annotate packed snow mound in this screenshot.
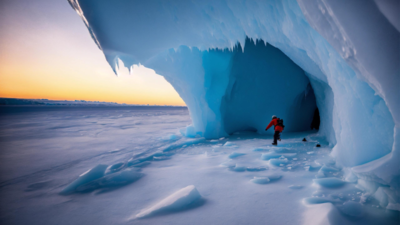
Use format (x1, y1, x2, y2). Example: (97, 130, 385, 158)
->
(69, 0, 399, 208)
(134, 185, 202, 219)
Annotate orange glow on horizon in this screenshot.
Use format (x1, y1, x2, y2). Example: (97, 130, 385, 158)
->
(0, 0, 186, 107)
(0, 62, 186, 106)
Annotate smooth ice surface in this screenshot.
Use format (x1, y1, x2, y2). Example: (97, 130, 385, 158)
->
(135, 185, 202, 219)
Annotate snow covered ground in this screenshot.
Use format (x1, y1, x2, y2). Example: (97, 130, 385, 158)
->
(0, 106, 398, 224)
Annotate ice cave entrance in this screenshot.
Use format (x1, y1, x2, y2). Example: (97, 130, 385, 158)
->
(203, 37, 322, 136)
(148, 36, 335, 144)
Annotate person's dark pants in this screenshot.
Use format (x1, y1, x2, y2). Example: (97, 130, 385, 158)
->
(273, 131, 281, 144)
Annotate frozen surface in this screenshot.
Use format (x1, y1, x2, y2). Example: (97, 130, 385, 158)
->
(313, 178, 346, 189)
(68, 1, 399, 210)
(1, 106, 399, 224)
(60, 164, 108, 195)
(228, 152, 246, 159)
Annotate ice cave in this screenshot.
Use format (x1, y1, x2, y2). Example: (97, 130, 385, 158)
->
(67, 0, 399, 221)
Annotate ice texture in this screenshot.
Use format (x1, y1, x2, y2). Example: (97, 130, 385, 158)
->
(313, 178, 346, 188)
(251, 177, 270, 184)
(61, 165, 143, 194)
(60, 164, 107, 195)
(304, 197, 341, 205)
(288, 185, 303, 189)
(373, 187, 389, 208)
(69, 0, 399, 208)
(262, 152, 297, 160)
(134, 185, 202, 219)
(338, 201, 364, 218)
(229, 166, 246, 172)
(75, 169, 143, 193)
(251, 174, 282, 184)
(228, 152, 245, 159)
(3, 107, 400, 224)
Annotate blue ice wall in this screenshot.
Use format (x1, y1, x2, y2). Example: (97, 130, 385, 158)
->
(69, 0, 399, 209)
(220, 38, 316, 134)
(68, 0, 397, 165)
(148, 38, 317, 138)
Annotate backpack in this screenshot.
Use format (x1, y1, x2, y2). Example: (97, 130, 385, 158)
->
(276, 118, 285, 129)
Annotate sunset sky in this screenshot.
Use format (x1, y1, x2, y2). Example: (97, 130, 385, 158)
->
(0, 0, 185, 106)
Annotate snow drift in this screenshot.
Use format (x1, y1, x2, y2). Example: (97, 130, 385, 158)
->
(134, 185, 202, 219)
(68, 0, 399, 209)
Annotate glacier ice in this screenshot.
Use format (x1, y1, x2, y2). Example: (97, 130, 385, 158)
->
(228, 152, 245, 159)
(338, 201, 364, 218)
(269, 158, 290, 167)
(252, 147, 269, 152)
(229, 165, 246, 172)
(303, 197, 341, 205)
(320, 165, 340, 173)
(313, 177, 346, 188)
(246, 166, 267, 172)
(69, 0, 399, 209)
(288, 185, 304, 189)
(60, 165, 143, 194)
(129, 161, 151, 168)
(223, 141, 237, 147)
(266, 174, 283, 182)
(251, 176, 271, 184)
(134, 185, 202, 219)
(105, 162, 125, 175)
(251, 174, 282, 184)
(261, 152, 297, 160)
(219, 160, 236, 168)
(75, 169, 143, 193)
(60, 164, 108, 195)
(373, 187, 389, 208)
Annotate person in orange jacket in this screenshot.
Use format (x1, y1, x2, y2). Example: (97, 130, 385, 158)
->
(265, 115, 284, 145)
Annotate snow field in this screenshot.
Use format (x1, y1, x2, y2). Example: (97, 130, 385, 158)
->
(1, 106, 399, 224)
(55, 131, 398, 224)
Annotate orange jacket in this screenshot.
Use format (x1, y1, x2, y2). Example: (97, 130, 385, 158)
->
(266, 118, 283, 132)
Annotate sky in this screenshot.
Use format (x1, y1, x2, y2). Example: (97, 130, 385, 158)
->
(0, 0, 185, 106)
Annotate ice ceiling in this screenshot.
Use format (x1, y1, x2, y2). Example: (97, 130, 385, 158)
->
(68, 0, 400, 210)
